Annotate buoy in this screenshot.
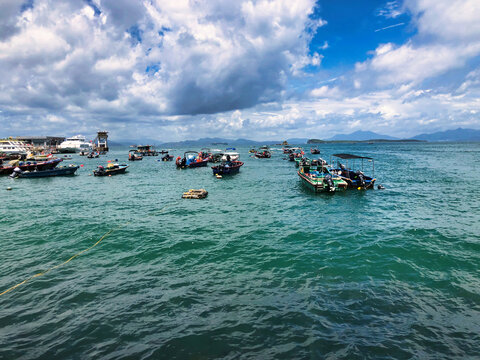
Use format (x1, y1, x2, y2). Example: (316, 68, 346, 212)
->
(358, 187, 362, 190)
(108, 175, 112, 177)
(216, 174, 222, 179)
(7, 187, 12, 191)
(377, 184, 385, 190)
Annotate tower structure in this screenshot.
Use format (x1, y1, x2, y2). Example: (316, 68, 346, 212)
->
(94, 131, 109, 152)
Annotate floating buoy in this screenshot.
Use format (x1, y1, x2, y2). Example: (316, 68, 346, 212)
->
(6, 187, 12, 191)
(216, 174, 222, 179)
(182, 189, 208, 199)
(358, 187, 362, 190)
(377, 184, 385, 190)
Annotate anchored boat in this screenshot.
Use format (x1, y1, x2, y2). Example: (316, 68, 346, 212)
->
(0, 158, 62, 175)
(11, 165, 79, 178)
(93, 163, 128, 176)
(176, 151, 209, 168)
(298, 160, 347, 193)
(330, 153, 376, 189)
(212, 160, 244, 175)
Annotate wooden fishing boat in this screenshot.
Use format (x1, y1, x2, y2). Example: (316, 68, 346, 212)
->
(176, 151, 209, 168)
(93, 163, 128, 176)
(136, 145, 159, 156)
(211, 161, 244, 175)
(12, 165, 79, 178)
(254, 150, 271, 158)
(298, 162, 347, 193)
(0, 158, 62, 175)
(330, 153, 376, 189)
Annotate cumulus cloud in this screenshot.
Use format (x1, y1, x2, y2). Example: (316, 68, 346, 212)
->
(0, 0, 320, 133)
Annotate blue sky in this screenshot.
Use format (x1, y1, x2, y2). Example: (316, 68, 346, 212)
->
(0, 0, 479, 141)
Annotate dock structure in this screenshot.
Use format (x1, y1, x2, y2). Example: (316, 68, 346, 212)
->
(15, 136, 65, 149)
(93, 131, 108, 152)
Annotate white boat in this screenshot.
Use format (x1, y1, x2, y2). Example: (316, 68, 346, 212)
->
(0, 139, 33, 155)
(58, 135, 92, 153)
(221, 151, 240, 161)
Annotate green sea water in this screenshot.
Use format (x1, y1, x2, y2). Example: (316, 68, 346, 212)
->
(1, 142, 479, 359)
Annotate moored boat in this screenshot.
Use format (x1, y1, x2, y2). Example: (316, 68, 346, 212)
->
(0, 158, 62, 175)
(254, 150, 271, 158)
(311, 146, 320, 154)
(136, 145, 159, 156)
(298, 161, 348, 193)
(161, 153, 174, 161)
(212, 160, 244, 175)
(11, 165, 79, 178)
(93, 163, 128, 176)
(330, 153, 376, 189)
(176, 151, 209, 168)
(87, 151, 100, 158)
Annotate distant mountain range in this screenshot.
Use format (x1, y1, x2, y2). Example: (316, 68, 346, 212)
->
(109, 128, 480, 147)
(411, 128, 480, 141)
(326, 130, 399, 141)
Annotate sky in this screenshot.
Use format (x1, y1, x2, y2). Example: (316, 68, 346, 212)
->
(0, 0, 479, 141)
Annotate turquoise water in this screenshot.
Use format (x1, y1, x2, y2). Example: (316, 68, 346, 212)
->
(1, 142, 479, 359)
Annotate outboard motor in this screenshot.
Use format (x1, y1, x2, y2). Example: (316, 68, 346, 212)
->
(10, 167, 22, 178)
(324, 174, 335, 192)
(356, 171, 366, 188)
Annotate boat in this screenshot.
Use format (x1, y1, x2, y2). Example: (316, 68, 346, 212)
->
(289, 148, 304, 162)
(176, 151, 209, 168)
(93, 163, 128, 176)
(283, 145, 293, 154)
(212, 160, 244, 175)
(87, 151, 100, 159)
(0, 139, 33, 155)
(209, 149, 225, 163)
(311, 146, 320, 154)
(254, 150, 271, 158)
(249, 148, 256, 153)
(11, 165, 79, 178)
(221, 148, 239, 161)
(161, 153, 174, 161)
(136, 145, 159, 156)
(298, 161, 348, 193)
(58, 135, 92, 153)
(0, 158, 62, 175)
(329, 153, 376, 189)
(128, 149, 143, 161)
(59, 154, 73, 160)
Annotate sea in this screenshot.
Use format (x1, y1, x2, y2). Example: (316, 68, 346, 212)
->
(1, 142, 479, 359)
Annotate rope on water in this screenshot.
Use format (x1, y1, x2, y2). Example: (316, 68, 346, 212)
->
(0, 201, 177, 297)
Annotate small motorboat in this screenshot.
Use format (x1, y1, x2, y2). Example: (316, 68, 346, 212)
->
(161, 154, 174, 161)
(212, 160, 244, 175)
(93, 163, 128, 176)
(136, 145, 159, 156)
(298, 161, 347, 193)
(128, 149, 143, 161)
(330, 154, 376, 189)
(0, 158, 62, 175)
(87, 152, 99, 158)
(254, 150, 271, 158)
(176, 151, 209, 168)
(311, 146, 320, 154)
(11, 165, 79, 178)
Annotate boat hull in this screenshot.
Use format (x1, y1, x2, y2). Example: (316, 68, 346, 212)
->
(93, 165, 129, 176)
(17, 166, 79, 178)
(212, 161, 243, 175)
(298, 171, 347, 193)
(0, 158, 62, 175)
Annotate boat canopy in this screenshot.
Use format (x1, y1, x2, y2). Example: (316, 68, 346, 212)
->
(333, 153, 373, 160)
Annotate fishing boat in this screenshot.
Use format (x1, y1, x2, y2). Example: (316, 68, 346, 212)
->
(254, 150, 271, 158)
(289, 148, 304, 162)
(212, 160, 244, 175)
(298, 161, 348, 193)
(11, 165, 79, 178)
(311, 146, 320, 154)
(176, 151, 209, 168)
(128, 149, 143, 161)
(93, 163, 128, 176)
(283, 145, 293, 154)
(0, 158, 62, 175)
(329, 153, 376, 189)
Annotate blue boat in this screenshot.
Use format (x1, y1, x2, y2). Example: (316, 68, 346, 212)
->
(13, 165, 79, 178)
